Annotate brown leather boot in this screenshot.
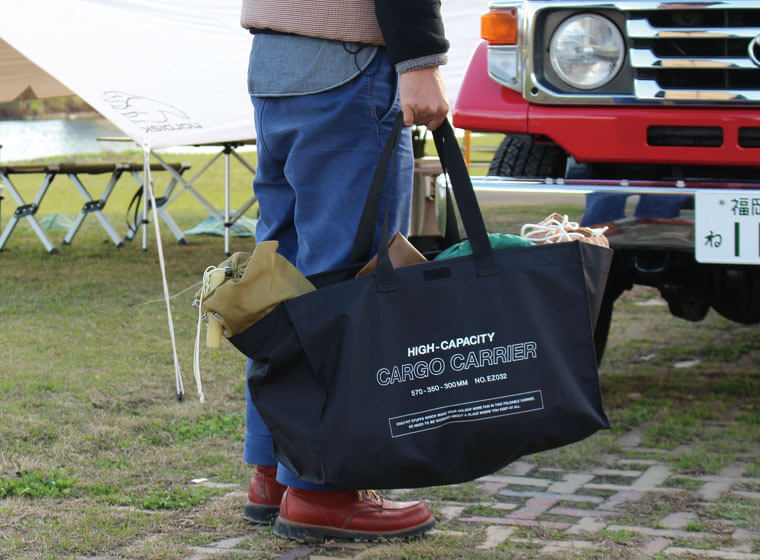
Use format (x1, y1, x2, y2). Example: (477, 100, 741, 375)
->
(244, 465, 287, 523)
(274, 488, 434, 542)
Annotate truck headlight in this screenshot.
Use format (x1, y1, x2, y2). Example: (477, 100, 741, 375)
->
(549, 13, 624, 90)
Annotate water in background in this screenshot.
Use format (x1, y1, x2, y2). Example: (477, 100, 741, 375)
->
(0, 117, 127, 162)
(0, 117, 251, 162)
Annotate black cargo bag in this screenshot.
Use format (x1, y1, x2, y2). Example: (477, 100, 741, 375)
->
(230, 115, 612, 490)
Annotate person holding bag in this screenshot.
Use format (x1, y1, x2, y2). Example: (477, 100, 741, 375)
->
(239, 0, 450, 542)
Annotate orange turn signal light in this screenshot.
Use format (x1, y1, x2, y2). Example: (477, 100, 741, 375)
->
(481, 8, 518, 45)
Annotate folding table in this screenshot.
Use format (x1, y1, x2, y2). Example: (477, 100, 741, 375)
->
(0, 162, 189, 253)
(100, 137, 257, 255)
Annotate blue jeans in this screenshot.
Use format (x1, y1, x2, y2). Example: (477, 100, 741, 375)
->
(581, 193, 690, 226)
(244, 49, 413, 490)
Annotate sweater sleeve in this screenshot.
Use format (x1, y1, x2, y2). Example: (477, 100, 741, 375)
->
(373, 0, 449, 69)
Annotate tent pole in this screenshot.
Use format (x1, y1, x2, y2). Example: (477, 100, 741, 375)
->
(224, 144, 231, 256)
(143, 142, 185, 401)
(141, 161, 149, 251)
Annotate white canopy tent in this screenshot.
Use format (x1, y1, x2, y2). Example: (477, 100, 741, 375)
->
(0, 0, 255, 148)
(0, 0, 482, 144)
(0, 38, 73, 102)
(0, 0, 482, 251)
(0, 0, 484, 399)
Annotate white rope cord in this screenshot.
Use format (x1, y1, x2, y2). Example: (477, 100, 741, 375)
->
(143, 142, 185, 401)
(192, 265, 220, 404)
(138, 280, 202, 306)
(520, 214, 608, 244)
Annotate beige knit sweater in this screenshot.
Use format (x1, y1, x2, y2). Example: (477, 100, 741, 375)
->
(240, 0, 385, 45)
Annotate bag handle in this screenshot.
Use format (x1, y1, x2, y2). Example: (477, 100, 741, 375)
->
(347, 113, 406, 265)
(374, 118, 499, 291)
(432, 120, 496, 271)
(349, 113, 462, 266)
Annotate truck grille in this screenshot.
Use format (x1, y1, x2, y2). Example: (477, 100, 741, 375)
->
(627, 8, 760, 102)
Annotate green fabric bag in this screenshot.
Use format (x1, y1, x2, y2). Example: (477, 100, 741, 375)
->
(434, 233, 532, 261)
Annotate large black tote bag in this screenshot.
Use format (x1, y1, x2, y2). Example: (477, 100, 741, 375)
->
(230, 115, 612, 490)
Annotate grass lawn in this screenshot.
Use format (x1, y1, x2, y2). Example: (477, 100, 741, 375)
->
(1, 146, 758, 558)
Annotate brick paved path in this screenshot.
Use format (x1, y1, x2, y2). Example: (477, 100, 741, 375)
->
(178, 428, 759, 560)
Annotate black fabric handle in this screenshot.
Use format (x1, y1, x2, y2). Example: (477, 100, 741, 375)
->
(347, 112, 406, 265)
(443, 186, 461, 247)
(374, 118, 498, 291)
(432, 120, 495, 270)
(347, 113, 497, 292)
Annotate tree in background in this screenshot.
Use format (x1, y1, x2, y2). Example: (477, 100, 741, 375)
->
(0, 93, 95, 120)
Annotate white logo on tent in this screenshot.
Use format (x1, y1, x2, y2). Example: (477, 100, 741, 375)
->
(102, 90, 202, 132)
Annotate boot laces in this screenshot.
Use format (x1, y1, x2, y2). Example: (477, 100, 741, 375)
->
(358, 489, 381, 502)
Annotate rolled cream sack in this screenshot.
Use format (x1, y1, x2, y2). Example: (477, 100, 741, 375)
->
(201, 240, 316, 337)
(206, 315, 223, 349)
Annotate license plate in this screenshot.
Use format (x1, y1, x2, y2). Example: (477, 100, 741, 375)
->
(695, 190, 760, 264)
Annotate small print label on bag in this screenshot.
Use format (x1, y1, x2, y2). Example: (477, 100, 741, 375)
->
(388, 391, 544, 438)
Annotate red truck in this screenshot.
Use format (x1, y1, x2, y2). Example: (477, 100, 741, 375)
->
(452, 0, 760, 359)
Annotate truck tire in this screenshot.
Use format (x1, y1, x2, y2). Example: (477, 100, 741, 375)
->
(488, 135, 568, 178)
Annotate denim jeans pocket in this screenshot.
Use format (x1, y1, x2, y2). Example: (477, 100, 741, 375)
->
(369, 51, 400, 123)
